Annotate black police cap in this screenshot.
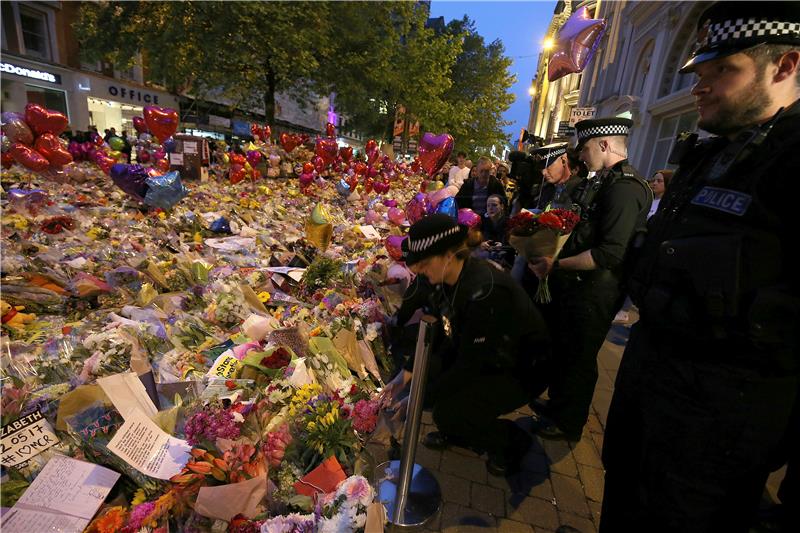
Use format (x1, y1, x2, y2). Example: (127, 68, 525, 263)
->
(574, 117, 633, 148)
(681, 2, 800, 73)
(530, 142, 568, 168)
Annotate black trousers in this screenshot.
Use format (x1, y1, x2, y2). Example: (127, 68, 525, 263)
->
(600, 323, 798, 533)
(531, 271, 620, 436)
(429, 363, 530, 458)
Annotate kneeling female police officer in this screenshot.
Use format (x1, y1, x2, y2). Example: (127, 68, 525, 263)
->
(383, 214, 550, 475)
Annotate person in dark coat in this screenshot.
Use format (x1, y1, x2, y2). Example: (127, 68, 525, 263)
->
(455, 156, 507, 215)
(600, 3, 800, 531)
(382, 214, 550, 475)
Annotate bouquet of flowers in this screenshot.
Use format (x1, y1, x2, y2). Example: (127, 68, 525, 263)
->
(507, 208, 580, 303)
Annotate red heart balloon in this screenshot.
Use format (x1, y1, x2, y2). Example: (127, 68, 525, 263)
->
(365, 139, 379, 165)
(364, 177, 374, 193)
(24, 104, 68, 136)
(10, 143, 50, 172)
(354, 162, 367, 176)
(303, 162, 315, 174)
(229, 152, 246, 166)
(385, 235, 407, 261)
(339, 146, 353, 163)
(279, 132, 299, 153)
(313, 155, 326, 174)
(34, 133, 73, 167)
(250, 123, 263, 138)
(326, 122, 336, 138)
(315, 138, 338, 167)
(299, 172, 314, 188)
(262, 125, 271, 141)
(418, 132, 454, 178)
(94, 151, 116, 175)
(143, 106, 179, 144)
(411, 158, 422, 173)
(230, 164, 246, 184)
(133, 116, 149, 134)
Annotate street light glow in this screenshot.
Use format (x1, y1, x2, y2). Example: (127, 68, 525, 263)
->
(542, 37, 555, 51)
(528, 85, 537, 97)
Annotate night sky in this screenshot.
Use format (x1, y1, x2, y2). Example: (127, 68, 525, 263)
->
(429, 0, 556, 145)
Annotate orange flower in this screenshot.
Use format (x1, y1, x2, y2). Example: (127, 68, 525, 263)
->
(85, 506, 127, 533)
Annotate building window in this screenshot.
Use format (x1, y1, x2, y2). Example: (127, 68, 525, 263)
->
(631, 40, 654, 98)
(25, 84, 68, 121)
(647, 111, 697, 176)
(19, 6, 50, 60)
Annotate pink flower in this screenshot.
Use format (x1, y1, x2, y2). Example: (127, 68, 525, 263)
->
(351, 399, 379, 434)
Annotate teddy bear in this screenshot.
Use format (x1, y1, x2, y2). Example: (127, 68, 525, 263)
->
(1, 300, 35, 331)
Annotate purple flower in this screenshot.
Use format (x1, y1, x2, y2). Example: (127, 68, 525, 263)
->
(184, 405, 241, 446)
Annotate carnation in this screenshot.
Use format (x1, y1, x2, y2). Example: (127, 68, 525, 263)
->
(351, 399, 379, 434)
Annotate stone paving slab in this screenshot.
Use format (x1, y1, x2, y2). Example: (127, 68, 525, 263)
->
(381, 317, 787, 533)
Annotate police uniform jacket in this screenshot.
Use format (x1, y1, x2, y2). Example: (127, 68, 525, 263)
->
(403, 257, 549, 378)
(630, 99, 800, 374)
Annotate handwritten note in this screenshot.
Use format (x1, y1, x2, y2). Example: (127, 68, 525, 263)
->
(358, 224, 381, 240)
(1, 411, 60, 467)
(107, 410, 190, 480)
(1, 455, 120, 533)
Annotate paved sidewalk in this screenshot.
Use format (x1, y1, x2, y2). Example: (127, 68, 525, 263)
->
(372, 316, 787, 532)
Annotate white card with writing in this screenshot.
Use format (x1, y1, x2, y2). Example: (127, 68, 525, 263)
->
(169, 152, 184, 165)
(1, 411, 60, 467)
(1, 455, 120, 533)
(107, 409, 191, 480)
(183, 141, 198, 154)
(358, 225, 381, 240)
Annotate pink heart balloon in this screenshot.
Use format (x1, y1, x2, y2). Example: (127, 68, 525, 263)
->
(457, 208, 482, 229)
(418, 132, 454, 178)
(315, 137, 338, 167)
(405, 192, 432, 224)
(143, 106, 179, 144)
(388, 207, 406, 225)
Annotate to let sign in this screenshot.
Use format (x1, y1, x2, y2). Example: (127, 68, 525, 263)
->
(569, 107, 597, 127)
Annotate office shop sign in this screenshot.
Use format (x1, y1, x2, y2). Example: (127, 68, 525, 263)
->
(107, 84, 161, 105)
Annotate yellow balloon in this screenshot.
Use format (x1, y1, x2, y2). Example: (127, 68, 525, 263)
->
(222, 153, 230, 164)
(108, 150, 122, 159)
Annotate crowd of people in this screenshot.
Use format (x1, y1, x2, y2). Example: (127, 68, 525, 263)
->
(383, 2, 799, 532)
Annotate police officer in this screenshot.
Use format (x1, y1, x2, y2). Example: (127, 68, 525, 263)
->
(382, 214, 550, 475)
(600, 3, 800, 531)
(527, 117, 651, 440)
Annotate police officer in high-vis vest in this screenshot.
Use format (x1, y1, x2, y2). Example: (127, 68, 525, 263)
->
(600, 3, 800, 532)
(527, 118, 651, 440)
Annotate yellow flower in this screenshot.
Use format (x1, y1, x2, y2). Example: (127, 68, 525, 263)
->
(86, 227, 102, 240)
(131, 488, 147, 506)
(258, 292, 271, 303)
(193, 232, 203, 244)
(307, 421, 317, 431)
(158, 212, 167, 221)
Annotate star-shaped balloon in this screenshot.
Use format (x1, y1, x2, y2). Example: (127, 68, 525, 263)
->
(144, 170, 188, 210)
(548, 6, 607, 82)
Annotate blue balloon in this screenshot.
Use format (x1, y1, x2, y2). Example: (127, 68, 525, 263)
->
(335, 179, 351, 198)
(144, 170, 188, 210)
(163, 137, 177, 153)
(210, 216, 231, 234)
(435, 196, 457, 218)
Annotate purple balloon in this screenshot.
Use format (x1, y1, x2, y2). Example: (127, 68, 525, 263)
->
(110, 163, 149, 202)
(383, 199, 397, 208)
(405, 192, 432, 224)
(547, 6, 607, 82)
(457, 208, 482, 229)
(163, 137, 176, 153)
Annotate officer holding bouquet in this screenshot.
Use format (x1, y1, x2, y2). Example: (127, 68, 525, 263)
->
(527, 118, 651, 440)
(600, 3, 800, 531)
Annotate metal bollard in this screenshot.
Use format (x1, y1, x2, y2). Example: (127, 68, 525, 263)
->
(377, 315, 442, 528)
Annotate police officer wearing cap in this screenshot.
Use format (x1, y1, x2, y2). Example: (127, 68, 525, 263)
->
(531, 142, 585, 211)
(527, 117, 651, 441)
(382, 214, 550, 475)
(600, 3, 800, 531)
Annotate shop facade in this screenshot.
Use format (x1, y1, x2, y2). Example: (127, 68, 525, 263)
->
(1, 53, 178, 137)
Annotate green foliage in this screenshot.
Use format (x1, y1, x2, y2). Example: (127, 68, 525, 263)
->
(74, 3, 514, 151)
(300, 257, 343, 294)
(441, 17, 517, 154)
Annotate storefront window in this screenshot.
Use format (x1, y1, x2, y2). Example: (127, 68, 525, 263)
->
(647, 111, 697, 176)
(25, 84, 68, 119)
(19, 6, 50, 60)
(88, 97, 143, 136)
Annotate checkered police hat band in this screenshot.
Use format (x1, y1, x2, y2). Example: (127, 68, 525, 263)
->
(534, 147, 566, 162)
(701, 18, 800, 48)
(576, 124, 630, 141)
(408, 225, 460, 253)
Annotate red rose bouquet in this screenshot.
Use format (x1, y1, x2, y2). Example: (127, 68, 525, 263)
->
(507, 208, 580, 303)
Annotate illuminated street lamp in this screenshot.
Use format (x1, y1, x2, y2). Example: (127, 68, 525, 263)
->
(542, 36, 555, 51)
